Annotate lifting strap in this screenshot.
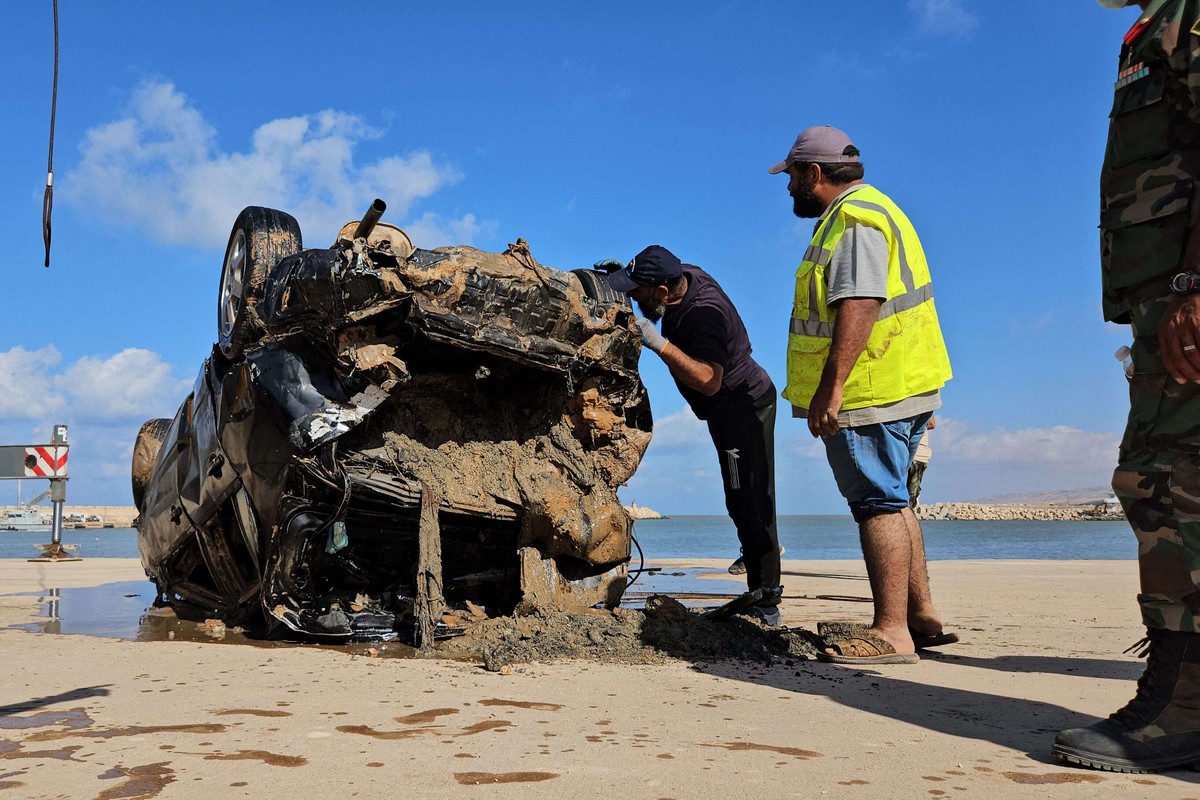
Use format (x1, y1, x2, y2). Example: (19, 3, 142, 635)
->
(42, 0, 59, 269)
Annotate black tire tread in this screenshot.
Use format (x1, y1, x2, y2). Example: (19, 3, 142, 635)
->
(571, 268, 628, 306)
(131, 417, 173, 510)
(218, 207, 302, 359)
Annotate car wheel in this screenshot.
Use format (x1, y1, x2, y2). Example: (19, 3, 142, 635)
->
(217, 206, 303, 360)
(131, 417, 172, 511)
(571, 268, 629, 306)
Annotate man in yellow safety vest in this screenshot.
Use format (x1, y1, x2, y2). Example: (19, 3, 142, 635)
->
(769, 125, 956, 665)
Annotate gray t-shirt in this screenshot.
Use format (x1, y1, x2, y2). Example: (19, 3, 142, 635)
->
(792, 184, 941, 426)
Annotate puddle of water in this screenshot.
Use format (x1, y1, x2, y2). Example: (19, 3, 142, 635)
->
(6, 582, 307, 649)
(477, 699, 562, 712)
(0, 709, 93, 731)
(395, 708, 459, 725)
(700, 741, 821, 760)
(629, 566, 742, 595)
(453, 771, 559, 785)
(3, 569, 743, 645)
(199, 749, 307, 767)
(95, 762, 175, 800)
(6, 582, 153, 638)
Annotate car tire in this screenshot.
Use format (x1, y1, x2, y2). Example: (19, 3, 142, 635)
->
(571, 268, 628, 306)
(131, 417, 173, 511)
(217, 206, 303, 360)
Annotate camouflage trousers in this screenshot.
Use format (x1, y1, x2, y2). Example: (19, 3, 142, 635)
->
(1115, 295, 1200, 632)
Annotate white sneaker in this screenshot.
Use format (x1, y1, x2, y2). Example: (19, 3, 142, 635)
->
(753, 606, 781, 627)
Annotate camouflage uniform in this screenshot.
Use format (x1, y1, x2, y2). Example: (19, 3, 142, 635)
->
(1104, 0, 1200, 632)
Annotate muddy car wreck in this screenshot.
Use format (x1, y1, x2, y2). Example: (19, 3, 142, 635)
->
(133, 199, 652, 645)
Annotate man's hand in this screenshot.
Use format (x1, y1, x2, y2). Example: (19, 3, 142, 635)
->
(635, 317, 667, 354)
(593, 258, 625, 274)
(1159, 294, 1200, 384)
(808, 379, 843, 438)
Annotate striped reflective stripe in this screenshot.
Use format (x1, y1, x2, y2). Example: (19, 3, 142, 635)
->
(879, 281, 932, 318)
(803, 244, 832, 266)
(808, 271, 821, 321)
(789, 283, 934, 339)
(790, 317, 834, 337)
(804, 200, 851, 323)
(814, 194, 856, 252)
(724, 448, 741, 490)
(842, 199, 915, 292)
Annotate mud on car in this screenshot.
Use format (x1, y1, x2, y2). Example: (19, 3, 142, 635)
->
(132, 200, 652, 643)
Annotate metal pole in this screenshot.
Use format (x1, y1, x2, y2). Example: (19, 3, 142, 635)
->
(51, 492, 63, 547)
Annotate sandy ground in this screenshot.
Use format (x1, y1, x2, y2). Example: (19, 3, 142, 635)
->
(1, 556, 1195, 799)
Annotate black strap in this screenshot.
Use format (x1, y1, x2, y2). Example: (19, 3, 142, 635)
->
(42, 0, 59, 269)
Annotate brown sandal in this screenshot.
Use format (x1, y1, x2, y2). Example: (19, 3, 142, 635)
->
(817, 634, 919, 665)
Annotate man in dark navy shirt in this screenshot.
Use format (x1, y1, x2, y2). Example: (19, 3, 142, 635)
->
(608, 245, 782, 620)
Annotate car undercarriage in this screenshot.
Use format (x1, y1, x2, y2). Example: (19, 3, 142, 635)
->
(133, 201, 652, 644)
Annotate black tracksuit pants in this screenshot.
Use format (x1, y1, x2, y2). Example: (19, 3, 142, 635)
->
(705, 385, 780, 593)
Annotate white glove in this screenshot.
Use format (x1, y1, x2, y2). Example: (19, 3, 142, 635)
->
(635, 317, 667, 354)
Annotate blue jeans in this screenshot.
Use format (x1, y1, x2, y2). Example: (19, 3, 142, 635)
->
(824, 412, 932, 523)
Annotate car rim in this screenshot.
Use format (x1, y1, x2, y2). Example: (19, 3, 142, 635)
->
(219, 229, 247, 342)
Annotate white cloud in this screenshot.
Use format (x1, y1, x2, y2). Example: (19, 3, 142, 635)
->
(0, 345, 190, 506)
(61, 349, 190, 423)
(915, 419, 1122, 504)
(0, 345, 187, 426)
(908, 0, 979, 39)
(648, 405, 709, 449)
(0, 346, 191, 506)
(0, 346, 66, 419)
(786, 431, 826, 459)
(65, 81, 488, 250)
(933, 418, 1119, 466)
(403, 212, 497, 250)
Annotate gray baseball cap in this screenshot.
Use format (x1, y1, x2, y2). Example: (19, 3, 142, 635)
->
(768, 126, 858, 175)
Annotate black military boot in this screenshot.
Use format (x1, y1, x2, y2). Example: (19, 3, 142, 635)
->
(1053, 629, 1200, 773)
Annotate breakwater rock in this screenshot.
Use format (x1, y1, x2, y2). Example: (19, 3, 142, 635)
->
(625, 501, 665, 520)
(916, 502, 1125, 522)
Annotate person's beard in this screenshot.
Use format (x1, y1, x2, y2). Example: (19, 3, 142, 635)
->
(635, 296, 666, 322)
(791, 172, 825, 218)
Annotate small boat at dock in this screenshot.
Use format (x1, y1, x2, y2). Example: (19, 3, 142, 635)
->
(1, 508, 50, 531)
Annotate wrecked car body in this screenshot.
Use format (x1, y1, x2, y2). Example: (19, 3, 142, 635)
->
(133, 200, 652, 643)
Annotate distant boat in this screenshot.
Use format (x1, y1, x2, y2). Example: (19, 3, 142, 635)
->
(1, 508, 50, 531)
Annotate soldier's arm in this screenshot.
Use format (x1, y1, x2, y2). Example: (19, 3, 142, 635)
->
(1160, 14, 1200, 383)
(1158, 294, 1200, 383)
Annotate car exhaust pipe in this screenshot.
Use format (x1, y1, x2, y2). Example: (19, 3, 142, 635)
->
(352, 198, 386, 241)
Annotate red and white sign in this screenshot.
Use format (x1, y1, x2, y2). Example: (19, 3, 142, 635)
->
(25, 446, 67, 477)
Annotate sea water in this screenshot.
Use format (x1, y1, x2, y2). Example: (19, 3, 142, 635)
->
(0, 517, 1136, 562)
(633, 515, 1135, 562)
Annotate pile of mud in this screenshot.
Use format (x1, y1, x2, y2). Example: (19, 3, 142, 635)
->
(432, 595, 821, 670)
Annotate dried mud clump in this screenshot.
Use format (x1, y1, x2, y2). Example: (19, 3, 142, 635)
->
(434, 595, 820, 670)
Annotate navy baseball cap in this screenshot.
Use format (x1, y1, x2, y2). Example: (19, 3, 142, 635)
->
(607, 245, 683, 293)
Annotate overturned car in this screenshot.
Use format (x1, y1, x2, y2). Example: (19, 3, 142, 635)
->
(133, 200, 652, 644)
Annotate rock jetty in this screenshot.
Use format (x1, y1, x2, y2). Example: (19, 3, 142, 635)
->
(916, 502, 1124, 522)
(624, 501, 665, 520)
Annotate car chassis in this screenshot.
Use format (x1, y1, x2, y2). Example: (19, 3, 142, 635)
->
(133, 201, 652, 644)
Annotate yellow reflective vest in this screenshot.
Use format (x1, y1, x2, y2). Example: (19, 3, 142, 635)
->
(784, 185, 952, 411)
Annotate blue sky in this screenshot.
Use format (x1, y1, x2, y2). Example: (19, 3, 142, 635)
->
(0, 1, 1142, 513)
